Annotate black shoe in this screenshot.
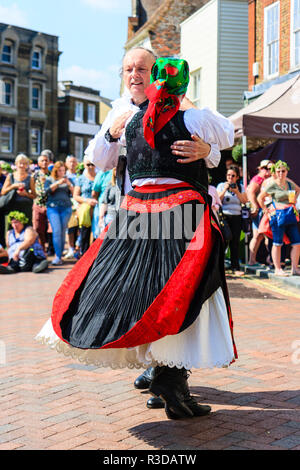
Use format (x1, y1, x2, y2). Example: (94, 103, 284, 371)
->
(32, 259, 49, 273)
(149, 366, 194, 419)
(0, 264, 15, 274)
(134, 367, 155, 390)
(146, 396, 165, 409)
(175, 369, 211, 417)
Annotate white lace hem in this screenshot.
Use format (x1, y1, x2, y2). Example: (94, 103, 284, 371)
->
(35, 287, 235, 370)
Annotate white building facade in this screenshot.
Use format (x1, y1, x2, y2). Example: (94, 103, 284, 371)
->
(181, 0, 248, 117)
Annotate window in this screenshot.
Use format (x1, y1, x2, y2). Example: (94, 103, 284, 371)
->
(1, 41, 13, 64)
(75, 136, 84, 160)
(0, 80, 13, 106)
(88, 103, 96, 123)
(31, 128, 41, 155)
(292, 0, 300, 68)
(190, 69, 201, 108)
(32, 47, 42, 69)
(0, 124, 13, 153)
(75, 101, 84, 122)
(264, 2, 279, 77)
(32, 85, 41, 110)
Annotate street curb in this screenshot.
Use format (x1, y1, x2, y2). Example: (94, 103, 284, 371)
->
(242, 264, 300, 291)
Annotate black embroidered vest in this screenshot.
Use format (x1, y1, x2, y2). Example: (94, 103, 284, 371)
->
(125, 109, 208, 193)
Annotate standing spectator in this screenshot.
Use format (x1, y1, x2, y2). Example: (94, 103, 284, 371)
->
(40, 149, 54, 173)
(73, 157, 98, 256)
(246, 160, 272, 265)
(1, 154, 36, 224)
(92, 168, 112, 237)
(0, 211, 48, 274)
(32, 153, 50, 252)
(0, 163, 7, 247)
(65, 155, 78, 185)
(44, 162, 74, 265)
(98, 168, 117, 229)
(65, 155, 79, 258)
(257, 161, 300, 276)
(217, 165, 248, 275)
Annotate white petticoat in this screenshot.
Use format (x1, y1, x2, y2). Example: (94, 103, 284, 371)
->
(35, 287, 235, 370)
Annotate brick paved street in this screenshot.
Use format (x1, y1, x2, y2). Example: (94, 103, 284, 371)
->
(0, 261, 300, 451)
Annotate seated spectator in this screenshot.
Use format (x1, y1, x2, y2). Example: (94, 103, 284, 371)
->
(0, 243, 8, 264)
(0, 211, 48, 274)
(217, 165, 248, 276)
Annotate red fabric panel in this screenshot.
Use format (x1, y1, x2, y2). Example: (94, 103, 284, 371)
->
(100, 205, 216, 348)
(51, 225, 109, 342)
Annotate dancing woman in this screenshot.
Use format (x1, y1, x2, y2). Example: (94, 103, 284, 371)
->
(36, 58, 237, 420)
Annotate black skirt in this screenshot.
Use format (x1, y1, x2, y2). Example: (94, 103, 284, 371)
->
(51, 183, 237, 358)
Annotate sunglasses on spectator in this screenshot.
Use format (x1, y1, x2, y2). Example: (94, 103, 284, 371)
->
(86, 163, 95, 167)
(276, 169, 286, 173)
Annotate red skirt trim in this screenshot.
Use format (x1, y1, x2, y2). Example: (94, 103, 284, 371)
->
(132, 182, 194, 193)
(121, 189, 205, 214)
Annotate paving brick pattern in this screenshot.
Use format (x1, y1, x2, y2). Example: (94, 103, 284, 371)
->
(0, 262, 300, 450)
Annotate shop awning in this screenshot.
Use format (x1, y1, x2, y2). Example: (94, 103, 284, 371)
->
(230, 74, 300, 139)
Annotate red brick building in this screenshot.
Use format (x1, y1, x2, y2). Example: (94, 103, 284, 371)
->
(126, 0, 210, 56)
(248, 0, 300, 98)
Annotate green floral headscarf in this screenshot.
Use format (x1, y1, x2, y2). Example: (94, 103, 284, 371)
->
(7, 211, 29, 226)
(270, 160, 290, 174)
(143, 58, 190, 148)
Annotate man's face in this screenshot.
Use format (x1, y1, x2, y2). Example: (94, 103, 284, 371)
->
(38, 156, 49, 170)
(123, 49, 155, 105)
(66, 157, 77, 173)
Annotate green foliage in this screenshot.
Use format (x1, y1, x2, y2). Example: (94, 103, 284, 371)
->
(232, 144, 243, 163)
(75, 162, 85, 175)
(1, 162, 12, 173)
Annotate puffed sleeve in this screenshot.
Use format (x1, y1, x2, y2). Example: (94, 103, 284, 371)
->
(84, 108, 121, 172)
(84, 94, 140, 172)
(183, 107, 234, 168)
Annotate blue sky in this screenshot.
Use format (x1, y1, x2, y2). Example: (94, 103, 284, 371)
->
(0, 0, 132, 99)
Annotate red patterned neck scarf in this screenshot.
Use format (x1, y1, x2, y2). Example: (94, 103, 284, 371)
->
(143, 80, 180, 149)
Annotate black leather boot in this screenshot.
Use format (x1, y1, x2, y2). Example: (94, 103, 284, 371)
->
(168, 369, 211, 418)
(134, 367, 155, 389)
(149, 366, 194, 419)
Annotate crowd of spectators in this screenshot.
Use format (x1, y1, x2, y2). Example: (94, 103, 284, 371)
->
(0, 151, 299, 277)
(0, 150, 114, 274)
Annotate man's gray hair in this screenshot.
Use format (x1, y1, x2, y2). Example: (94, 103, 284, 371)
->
(120, 47, 157, 76)
(40, 149, 54, 160)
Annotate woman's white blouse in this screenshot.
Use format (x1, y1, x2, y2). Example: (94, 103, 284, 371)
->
(85, 90, 234, 194)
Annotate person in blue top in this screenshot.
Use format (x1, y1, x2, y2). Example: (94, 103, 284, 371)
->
(0, 211, 48, 274)
(73, 157, 98, 256)
(44, 161, 74, 265)
(91, 167, 112, 238)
